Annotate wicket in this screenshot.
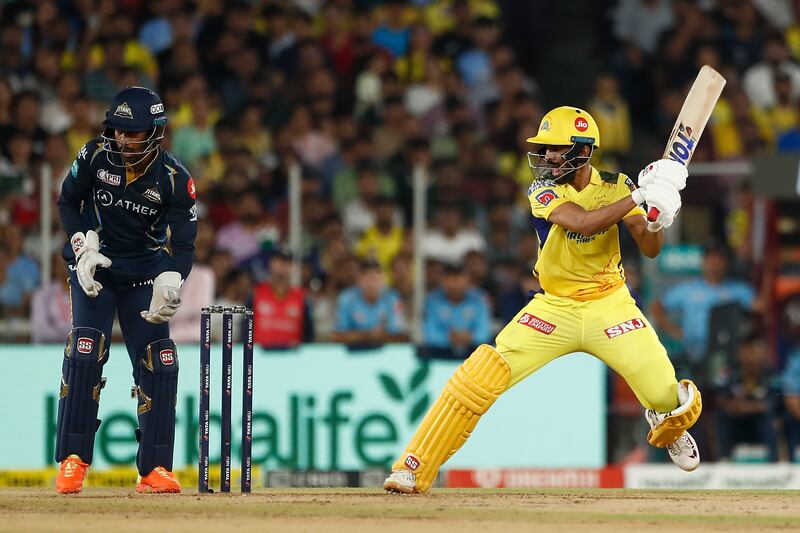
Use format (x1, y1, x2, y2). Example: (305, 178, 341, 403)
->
(199, 305, 254, 493)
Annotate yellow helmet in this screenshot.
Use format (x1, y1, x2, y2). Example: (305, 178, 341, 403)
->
(526, 106, 601, 149)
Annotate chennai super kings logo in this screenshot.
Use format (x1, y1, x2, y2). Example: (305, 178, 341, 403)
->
(665, 123, 696, 164)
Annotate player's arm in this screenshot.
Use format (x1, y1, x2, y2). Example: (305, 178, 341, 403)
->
(167, 172, 198, 279)
(57, 142, 97, 239)
(547, 196, 638, 237)
(623, 214, 664, 258)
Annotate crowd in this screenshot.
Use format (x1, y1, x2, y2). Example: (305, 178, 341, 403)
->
(1, 0, 800, 462)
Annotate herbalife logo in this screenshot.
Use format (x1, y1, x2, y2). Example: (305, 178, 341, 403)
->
(378, 363, 431, 424)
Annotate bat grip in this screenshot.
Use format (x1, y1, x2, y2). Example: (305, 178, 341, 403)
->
(647, 206, 660, 222)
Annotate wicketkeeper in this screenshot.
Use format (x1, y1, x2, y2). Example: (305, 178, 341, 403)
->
(54, 86, 197, 494)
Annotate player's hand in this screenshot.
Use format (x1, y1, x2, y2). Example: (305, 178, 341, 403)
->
(72, 230, 112, 298)
(639, 182, 681, 230)
(637, 159, 688, 191)
(140, 271, 183, 324)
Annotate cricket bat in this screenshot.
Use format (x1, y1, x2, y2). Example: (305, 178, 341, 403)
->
(648, 65, 727, 222)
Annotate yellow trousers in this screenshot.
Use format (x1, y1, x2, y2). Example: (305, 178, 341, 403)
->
(496, 285, 678, 411)
(392, 285, 680, 492)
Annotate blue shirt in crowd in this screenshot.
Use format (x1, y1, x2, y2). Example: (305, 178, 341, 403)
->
(423, 288, 491, 349)
(371, 26, 410, 58)
(661, 279, 755, 361)
(0, 254, 40, 308)
(783, 349, 800, 396)
(335, 286, 405, 334)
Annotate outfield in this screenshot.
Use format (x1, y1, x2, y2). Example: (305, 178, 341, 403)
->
(1, 488, 798, 532)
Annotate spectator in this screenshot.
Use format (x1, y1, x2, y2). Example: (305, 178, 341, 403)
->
(0, 224, 40, 316)
(651, 243, 757, 372)
(171, 91, 217, 174)
(253, 250, 313, 348)
(587, 72, 632, 169)
(215, 189, 280, 266)
(332, 259, 407, 346)
(355, 195, 405, 278)
(743, 35, 800, 109)
(421, 263, 491, 358)
(716, 334, 779, 462)
(343, 159, 401, 241)
(29, 252, 70, 343)
(422, 202, 486, 264)
(781, 296, 800, 461)
(371, 0, 411, 58)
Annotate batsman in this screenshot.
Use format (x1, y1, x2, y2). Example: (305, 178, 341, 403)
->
(54, 87, 197, 494)
(385, 106, 701, 494)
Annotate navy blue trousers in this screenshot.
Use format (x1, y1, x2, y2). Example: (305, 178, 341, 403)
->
(68, 265, 170, 371)
(59, 260, 176, 474)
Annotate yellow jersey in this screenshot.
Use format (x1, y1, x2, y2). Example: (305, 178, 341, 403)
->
(527, 167, 644, 301)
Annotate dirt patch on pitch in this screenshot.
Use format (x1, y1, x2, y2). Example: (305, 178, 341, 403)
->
(1, 488, 798, 532)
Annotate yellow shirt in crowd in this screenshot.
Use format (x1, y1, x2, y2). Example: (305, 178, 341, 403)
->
(355, 225, 405, 279)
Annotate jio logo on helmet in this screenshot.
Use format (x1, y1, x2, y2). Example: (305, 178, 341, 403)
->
(574, 117, 589, 132)
(96, 189, 113, 207)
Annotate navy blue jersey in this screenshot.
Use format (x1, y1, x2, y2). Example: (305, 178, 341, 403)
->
(58, 138, 197, 281)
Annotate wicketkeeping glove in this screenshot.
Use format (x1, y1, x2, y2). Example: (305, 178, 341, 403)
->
(71, 230, 112, 298)
(637, 159, 688, 191)
(140, 271, 183, 324)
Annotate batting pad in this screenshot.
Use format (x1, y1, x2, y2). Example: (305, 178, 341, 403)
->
(134, 339, 179, 475)
(55, 327, 108, 464)
(647, 379, 702, 447)
(392, 344, 510, 493)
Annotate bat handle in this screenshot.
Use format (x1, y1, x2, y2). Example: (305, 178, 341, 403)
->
(647, 206, 660, 223)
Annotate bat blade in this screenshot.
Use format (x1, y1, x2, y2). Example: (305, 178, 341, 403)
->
(648, 65, 726, 222)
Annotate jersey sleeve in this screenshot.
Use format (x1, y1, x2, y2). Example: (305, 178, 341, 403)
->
(166, 164, 198, 279)
(57, 140, 99, 239)
(617, 173, 647, 219)
(527, 179, 569, 220)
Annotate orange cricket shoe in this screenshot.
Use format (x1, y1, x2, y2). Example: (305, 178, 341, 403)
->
(56, 454, 89, 494)
(136, 466, 182, 493)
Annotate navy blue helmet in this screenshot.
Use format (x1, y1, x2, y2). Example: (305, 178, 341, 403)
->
(101, 86, 167, 167)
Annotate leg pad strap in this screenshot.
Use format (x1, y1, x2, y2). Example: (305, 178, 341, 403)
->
(647, 379, 703, 447)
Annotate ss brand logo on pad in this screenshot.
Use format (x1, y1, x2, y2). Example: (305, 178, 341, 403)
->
(77, 337, 94, 354)
(405, 454, 420, 471)
(159, 349, 175, 365)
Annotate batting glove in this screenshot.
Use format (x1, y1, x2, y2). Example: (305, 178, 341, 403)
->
(140, 271, 183, 324)
(71, 230, 112, 298)
(637, 159, 688, 191)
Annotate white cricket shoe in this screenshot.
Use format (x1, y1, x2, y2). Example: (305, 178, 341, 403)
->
(383, 470, 417, 494)
(645, 409, 700, 472)
(666, 431, 700, 472)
